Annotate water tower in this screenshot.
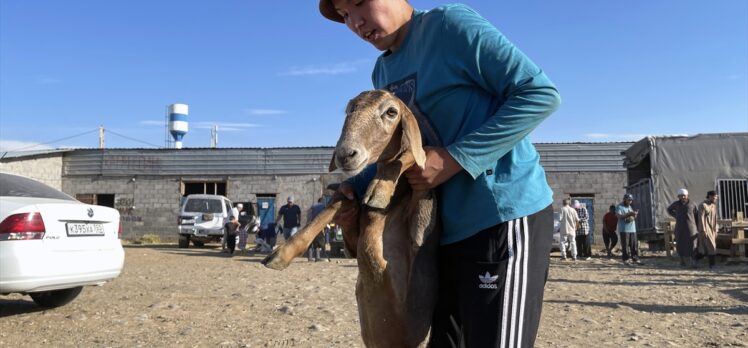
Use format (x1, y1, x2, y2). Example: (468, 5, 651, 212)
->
(168, 103, 189, 149)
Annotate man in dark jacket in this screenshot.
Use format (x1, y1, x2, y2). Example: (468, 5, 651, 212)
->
(667, 188, 699, 268)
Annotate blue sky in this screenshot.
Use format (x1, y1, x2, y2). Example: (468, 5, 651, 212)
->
(1, 0, 746, 151)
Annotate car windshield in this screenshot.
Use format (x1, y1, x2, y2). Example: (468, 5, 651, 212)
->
(183, 198, 223, 213)
(0, 173, 75, 201)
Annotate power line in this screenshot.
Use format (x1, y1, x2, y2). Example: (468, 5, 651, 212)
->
(4, 128, 100, 152)
(106, 129, 161, 148)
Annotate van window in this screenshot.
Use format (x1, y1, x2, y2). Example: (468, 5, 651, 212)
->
(184, 198, 224, 213)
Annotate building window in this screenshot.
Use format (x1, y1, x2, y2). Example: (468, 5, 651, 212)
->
(717, 179, 748, 220)
(182, 181, 226, 196)
(75, 193, 115, 208)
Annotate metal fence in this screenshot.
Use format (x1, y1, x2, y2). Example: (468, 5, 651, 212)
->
(717, 179, 748, 220)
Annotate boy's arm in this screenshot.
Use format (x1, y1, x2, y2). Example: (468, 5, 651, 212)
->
(439, 6, 561, 179)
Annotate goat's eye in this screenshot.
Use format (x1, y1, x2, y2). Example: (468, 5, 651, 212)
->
(385, 107, 398, 119)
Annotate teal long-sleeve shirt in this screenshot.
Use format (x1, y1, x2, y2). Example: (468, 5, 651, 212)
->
(349, 4, 561, 245)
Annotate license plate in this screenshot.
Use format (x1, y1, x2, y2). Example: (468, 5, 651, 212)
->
(66, 223, 105, 236)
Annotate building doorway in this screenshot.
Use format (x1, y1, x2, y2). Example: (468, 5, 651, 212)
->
(256, 194, 276, 229)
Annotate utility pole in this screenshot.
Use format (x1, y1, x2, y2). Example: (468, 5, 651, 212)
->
(99, 126, 105, 149)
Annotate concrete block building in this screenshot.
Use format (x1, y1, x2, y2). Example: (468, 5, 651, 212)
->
(2, 143, 632, 244)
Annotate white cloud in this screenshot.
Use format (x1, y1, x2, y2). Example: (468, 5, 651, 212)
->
(246, 109, 287, 115)
(139, 120, 165, 126)
(584, 133, 649, 141)
(278, 59, 370, 76)
(0, 139, 54, 152)
(586, 133, 610, 139)
(192, 122, 261, 131)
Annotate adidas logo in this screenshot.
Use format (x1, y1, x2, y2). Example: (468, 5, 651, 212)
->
(478, 271, 498, 289)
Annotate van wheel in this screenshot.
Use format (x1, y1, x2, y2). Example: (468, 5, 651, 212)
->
(192, 240, 205, 247)
(30, 287, 83, 308)
(178, 235, 190, 248)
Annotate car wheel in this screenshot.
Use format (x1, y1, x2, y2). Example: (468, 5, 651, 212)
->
(178, 235, 190, 248)
(30, 286, 83, 308)
(192, 240, 205, 247)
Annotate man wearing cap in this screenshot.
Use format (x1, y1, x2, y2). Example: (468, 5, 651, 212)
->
(616, 193, 641, 265)
(276, 196, 301, 242)
(667, 188, 700, 267)
(319, 0, 560, 346)
(573, 200, 591, 260)
(697, 190, 719, 269)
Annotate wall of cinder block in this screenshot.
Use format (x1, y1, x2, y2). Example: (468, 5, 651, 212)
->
(62, 173, 348, 241)
(5, 154, 629, 246)
(547, 171, 628, 245)
(0, 155, 63, 190)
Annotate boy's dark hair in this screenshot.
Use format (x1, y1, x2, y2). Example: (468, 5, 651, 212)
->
(707, 190, 717, 198)
(609, 205, 616, 211)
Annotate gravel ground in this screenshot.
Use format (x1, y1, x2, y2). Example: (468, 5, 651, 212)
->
(0, 243, 746, 347)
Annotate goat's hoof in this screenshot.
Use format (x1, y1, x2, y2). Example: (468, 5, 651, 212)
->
(261, 250, 289, 271)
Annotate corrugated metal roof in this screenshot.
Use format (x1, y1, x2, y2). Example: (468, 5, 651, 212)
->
(0, 148, 75, 160)
(536, 142, 633, 172)
(63, 148, 334, 176)
(61, 143, 633, 176)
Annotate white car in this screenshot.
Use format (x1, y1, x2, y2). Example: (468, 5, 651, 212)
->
(0, 173, 124, 307)
(551, 211, 561, 252)
(177, 194, 233, 248)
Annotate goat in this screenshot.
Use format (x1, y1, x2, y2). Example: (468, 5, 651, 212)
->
(262, 90, 439, 347)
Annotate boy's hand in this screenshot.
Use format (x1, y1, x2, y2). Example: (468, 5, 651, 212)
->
(333, 181, 359, 240)
(404, 147, 462, 191)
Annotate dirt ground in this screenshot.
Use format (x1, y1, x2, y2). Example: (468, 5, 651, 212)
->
(1, 243, 746, 348)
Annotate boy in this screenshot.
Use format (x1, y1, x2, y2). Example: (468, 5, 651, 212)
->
(320, 1, 560, 346)
(225, 216, 240, 256)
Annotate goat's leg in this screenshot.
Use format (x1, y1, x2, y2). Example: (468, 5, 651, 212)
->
(362, 152, 415, 209)
(262, 199, 342, 270)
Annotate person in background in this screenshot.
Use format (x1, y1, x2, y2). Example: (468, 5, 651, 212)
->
(306, 197, 328, 262)
(697, 190, 719, 269)
(667, 188, 699, 268)
(275, 196, 301, 242)
(602, 205, 619, 257)
(616, 193, 641, 266)
(320, 0, 560, 345)
(223, 203, 243, 253)
(559, 199, 580, 261)
(573, 200, 591, 260)
(225, 215, 240, 256)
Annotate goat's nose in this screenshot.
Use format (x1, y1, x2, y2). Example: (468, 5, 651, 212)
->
(336, 147, 358, 166)
(344, 148, 358, 159)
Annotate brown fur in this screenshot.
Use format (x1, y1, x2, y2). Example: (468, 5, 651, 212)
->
(262, 90, 439, 347)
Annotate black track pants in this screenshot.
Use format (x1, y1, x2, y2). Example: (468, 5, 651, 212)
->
(429, 204, 553, 348)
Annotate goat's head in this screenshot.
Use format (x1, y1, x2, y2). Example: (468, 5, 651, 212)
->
(329, 90, 426, 176)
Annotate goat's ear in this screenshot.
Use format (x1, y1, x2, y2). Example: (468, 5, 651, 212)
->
(328, 153, 338, 172)
(400, 108, 426, 170)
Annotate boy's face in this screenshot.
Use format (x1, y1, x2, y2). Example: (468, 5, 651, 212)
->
(332, 0, 410, 51)
(708, 194, 718, 204)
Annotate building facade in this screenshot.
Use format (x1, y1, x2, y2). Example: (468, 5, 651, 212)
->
(2, 143, 632, 243)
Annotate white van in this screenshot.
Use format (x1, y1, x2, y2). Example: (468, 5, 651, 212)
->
(177, 194, 233, 248)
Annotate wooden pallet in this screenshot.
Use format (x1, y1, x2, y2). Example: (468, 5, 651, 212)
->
(726, 222, 748, 264)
